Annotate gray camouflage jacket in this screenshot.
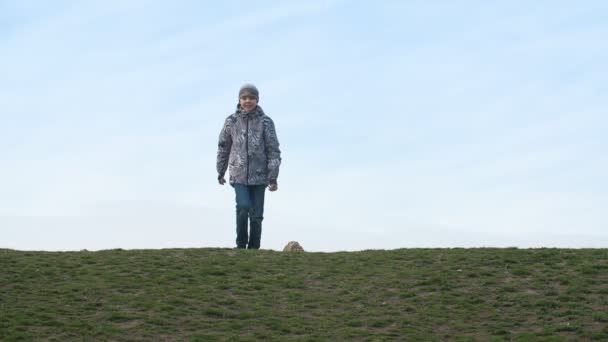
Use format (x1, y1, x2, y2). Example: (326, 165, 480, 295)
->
(216, 105, 281, 186)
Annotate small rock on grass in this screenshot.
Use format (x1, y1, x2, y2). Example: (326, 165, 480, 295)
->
(283, 241, 304, 252)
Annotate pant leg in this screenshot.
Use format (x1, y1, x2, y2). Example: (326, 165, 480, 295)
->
(234, 183, 252, 248)
(247, 184, 266, 249)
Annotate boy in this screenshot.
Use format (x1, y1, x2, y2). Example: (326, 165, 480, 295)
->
(216, 84, 281, 249)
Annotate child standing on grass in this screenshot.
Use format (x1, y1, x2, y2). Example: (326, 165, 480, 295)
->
(216, 84, 282, 249)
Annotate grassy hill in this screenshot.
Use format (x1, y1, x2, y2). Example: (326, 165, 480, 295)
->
(1, 248, 607, 341)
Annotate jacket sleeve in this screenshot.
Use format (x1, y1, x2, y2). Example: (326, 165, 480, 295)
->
(216, 117, 233, 177)
(263, 117, 281, 183)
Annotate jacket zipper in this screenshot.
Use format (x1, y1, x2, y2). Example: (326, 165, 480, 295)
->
(245, 116, 249, 185)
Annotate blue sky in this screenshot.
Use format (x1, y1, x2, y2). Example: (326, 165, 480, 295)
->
(2, 1, 607, 251)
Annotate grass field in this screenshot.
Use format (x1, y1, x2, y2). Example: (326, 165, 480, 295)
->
(1, 248, 607, 341)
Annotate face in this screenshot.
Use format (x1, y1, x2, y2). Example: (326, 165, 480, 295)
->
(239, 93, 258, 112)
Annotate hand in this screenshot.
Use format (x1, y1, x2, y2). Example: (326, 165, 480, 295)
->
(218, 176, 226, 185)
(268, 182, 278, 192)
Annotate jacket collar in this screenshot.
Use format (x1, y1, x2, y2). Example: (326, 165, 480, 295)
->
(236, 104, 264, 118)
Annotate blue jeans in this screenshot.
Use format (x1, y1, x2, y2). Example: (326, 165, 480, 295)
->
(233, 183, 266, 249)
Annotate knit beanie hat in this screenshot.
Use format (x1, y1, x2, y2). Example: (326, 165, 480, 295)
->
(239, 83, 259, 100)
